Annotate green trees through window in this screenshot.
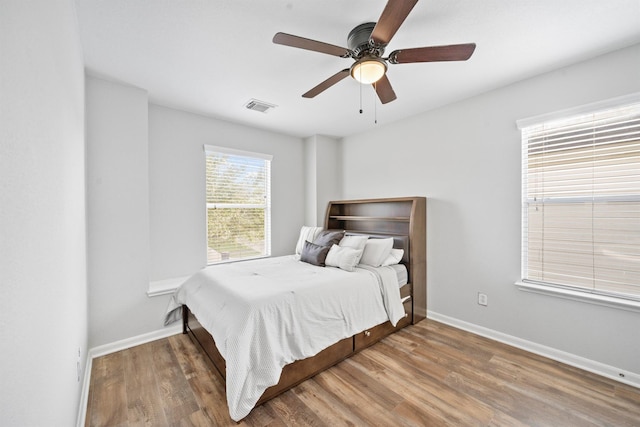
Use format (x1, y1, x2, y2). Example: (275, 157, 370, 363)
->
(205, 146, 271, 263)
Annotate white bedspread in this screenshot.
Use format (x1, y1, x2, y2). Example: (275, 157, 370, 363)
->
(164, 255, 404, 421)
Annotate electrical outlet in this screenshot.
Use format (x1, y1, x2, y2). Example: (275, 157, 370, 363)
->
(478, 292, 488, 306)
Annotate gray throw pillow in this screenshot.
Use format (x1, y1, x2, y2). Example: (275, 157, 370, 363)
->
(312, 230, 344, 247)
(300, 240, 331, 266)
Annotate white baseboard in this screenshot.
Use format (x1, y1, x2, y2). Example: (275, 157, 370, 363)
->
(76, 324, 183, 427)
(427, 310, 640, 389)
(76, 354, 93, 427)
(89, 324, 183, 358)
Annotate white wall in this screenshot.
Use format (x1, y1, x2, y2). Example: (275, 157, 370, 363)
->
(341, 44, 640, 375)
(303, 135, 342, 226)
(303, 136, 318, 225)
(149, 104, 306, 281)
(85, 78, 306, 348)
(314, 135, 342, 225)
(0, 1, 87, 425)
(86, 76, 167, 347)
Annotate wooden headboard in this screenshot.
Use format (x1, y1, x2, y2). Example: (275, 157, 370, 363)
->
(324, 197, 427, 322)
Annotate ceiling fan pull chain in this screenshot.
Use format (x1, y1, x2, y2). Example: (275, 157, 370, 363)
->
(374, 81, 378, 124)
(359, 67, 363, 114)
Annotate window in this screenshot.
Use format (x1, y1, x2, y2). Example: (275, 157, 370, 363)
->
(518, 98, 640, 303)
(204, 145, 272, 264)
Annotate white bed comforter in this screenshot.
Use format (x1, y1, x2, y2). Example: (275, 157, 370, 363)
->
(164, 255, 404, 421)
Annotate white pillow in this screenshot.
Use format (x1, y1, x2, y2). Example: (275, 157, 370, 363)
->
(338, 235, 368, 250)
(325, 244, 363, 272)
(338, 235, 368, 265)
(381, 248, 404, 266)
(295, 226, 323, 255)
(359, 238, 394, 267)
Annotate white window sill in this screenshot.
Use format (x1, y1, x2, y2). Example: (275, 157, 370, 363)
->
(206, 254, 270, 266)
(147, 256, 272, 297)
(147, 276, 190, 297)
(515, 281, 640, 313)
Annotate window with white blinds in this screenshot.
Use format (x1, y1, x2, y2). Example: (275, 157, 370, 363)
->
(204, 145, 272, 264)
(519, 101, 640, 302)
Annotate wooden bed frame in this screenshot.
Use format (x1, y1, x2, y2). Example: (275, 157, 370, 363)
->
(182, 196, 426, 408)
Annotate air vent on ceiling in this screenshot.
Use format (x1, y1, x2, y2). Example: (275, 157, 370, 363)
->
(245, 99, 277, 113)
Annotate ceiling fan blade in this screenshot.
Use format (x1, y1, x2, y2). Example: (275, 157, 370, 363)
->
(374, 74, 397, 104)
(389, 43, 476, 64)
(370, 0, 418, 46)
(273, 32, 350, 57)
(302, 69, 350, 98)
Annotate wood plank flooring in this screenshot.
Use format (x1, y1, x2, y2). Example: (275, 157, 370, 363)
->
(85, 320, 640, 426)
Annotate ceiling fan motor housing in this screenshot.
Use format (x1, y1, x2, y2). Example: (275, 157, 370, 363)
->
(348, 22, 385, 58)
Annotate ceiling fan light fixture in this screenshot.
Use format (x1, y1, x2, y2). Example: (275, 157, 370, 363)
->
(350, 57, 387, 84)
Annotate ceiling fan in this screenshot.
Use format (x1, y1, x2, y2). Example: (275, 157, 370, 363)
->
(273, 0, 476, 104)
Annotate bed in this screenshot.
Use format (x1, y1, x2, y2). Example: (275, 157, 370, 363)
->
(165, 197, 426, 421)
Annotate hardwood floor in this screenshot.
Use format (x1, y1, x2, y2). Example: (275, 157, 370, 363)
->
(85, 320, 640, 426)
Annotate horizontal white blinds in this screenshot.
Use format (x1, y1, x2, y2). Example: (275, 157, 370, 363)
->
(521, 102, 640, 300)
(205, 147, 271, 264)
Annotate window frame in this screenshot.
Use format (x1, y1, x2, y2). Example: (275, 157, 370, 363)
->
(204, 144, 272, 265)
(515, 93, 640, 312)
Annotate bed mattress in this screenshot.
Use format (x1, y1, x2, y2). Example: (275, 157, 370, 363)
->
(165, 255, 404, 420)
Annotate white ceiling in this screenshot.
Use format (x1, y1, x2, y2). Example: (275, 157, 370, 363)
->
(75, 0, 640, 138)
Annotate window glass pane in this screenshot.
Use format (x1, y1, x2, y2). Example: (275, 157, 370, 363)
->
(205, 147, 271, 264)
(207, 207, 266, 262)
